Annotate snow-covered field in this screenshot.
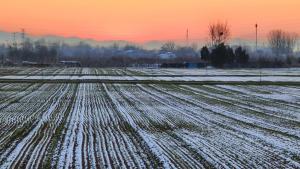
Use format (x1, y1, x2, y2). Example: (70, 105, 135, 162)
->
(0, 67, 299, 168)
(132, 67, 300, 76)
(2, 75, 300, 83)
(1, 67, 300, 84)
(1, 67, 300, 76)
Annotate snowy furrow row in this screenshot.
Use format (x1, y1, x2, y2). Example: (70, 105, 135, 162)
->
(57, 83, 160, 168)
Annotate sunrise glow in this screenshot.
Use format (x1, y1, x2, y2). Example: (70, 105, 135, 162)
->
(1, 0, 300, 42)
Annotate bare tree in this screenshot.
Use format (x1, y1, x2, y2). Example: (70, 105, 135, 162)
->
(161, 41, 176, 52)
(209, 21, 230, 46)
(268, 30, 298, 56)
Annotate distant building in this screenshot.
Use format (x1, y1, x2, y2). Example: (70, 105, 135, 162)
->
(159, 52, 176, 59)
(22, 61, 38, 66)
(60, 61, 81, 67)
(22, 61, 50, 67)
(185, 62, 206, 69)
(161, 62, 207, 69)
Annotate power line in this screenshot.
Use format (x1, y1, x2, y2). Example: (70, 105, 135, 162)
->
(21, 28, 26, 49)
(21, 28, 26, 41)
(12, 32, 17, 48)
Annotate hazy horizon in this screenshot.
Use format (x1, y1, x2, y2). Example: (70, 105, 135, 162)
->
(1, 0, 300, 43)
(1, 30, 265, 50)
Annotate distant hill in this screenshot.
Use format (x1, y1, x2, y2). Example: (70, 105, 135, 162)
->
(0, 30, 132, 47)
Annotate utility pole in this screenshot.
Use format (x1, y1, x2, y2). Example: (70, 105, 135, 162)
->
(255, 23, 262, 83)
(20, 28, 26, 65)
(186, 28, 189, 46)
(255, 24, 258, 51)
(21, 28, 26, 49)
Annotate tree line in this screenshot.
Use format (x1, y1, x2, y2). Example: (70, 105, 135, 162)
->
(198, 22, 249, 68)
(200, 22, 299, 68)
(5, 39, 58, 65)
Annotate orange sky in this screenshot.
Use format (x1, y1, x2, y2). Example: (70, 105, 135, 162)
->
(1, 0, 300, 42)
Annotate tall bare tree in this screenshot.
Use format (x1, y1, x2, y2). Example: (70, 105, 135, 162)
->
(161, 41, 176, 52)
(209, 22, 230, 46)
(268, 30, 298, 56)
